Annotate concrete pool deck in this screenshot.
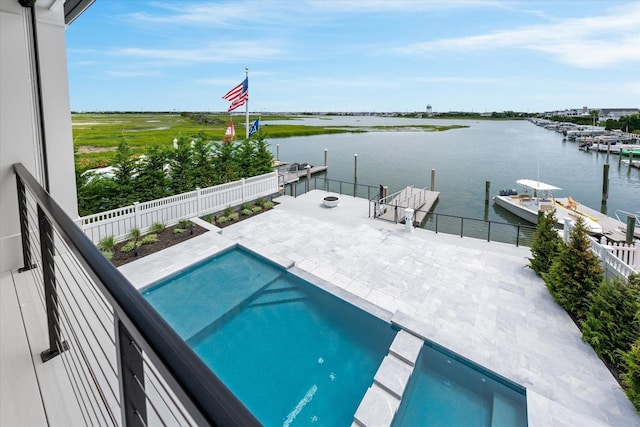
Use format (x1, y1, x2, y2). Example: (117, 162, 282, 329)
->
(120, 190, 639, 426)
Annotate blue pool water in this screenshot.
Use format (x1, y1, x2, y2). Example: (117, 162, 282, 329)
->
(142, 247, 396, 426)
(392, 342, 527, 427)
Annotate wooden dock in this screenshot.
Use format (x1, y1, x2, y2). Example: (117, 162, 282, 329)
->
(555, 197, 632, 242)
(377, 186, 439, 224)
(279, 165, 328, 184)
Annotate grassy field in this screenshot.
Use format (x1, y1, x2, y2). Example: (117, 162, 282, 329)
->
(72, 112, 467, 169)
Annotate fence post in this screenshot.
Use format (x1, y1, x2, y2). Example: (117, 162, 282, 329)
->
(39, 206, 69, 362)
(133, 202, 140, 230)
(115, 318, 147, 427)
(242, 178, 246, 203)
(16, 176, 36, 272)
(196, 187, 202, 216)
(563, 217, 571, 242)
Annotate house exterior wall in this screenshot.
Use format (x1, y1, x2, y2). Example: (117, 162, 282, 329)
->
(0, 1, 78, 272)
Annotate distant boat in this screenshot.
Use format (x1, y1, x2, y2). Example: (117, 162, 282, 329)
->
(493, 179, 603, 234)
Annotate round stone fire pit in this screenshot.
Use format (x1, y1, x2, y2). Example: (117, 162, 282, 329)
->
(323, 195, 339, 208)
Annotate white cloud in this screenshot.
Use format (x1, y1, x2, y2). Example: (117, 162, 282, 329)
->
(393, 4, 640, 68)
(112, 41, 284, 64)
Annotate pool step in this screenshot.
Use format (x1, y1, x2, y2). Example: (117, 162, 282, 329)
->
(353, 330, 424, 427)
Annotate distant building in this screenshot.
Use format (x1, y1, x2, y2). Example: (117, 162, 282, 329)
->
(598, 108, 640, 121)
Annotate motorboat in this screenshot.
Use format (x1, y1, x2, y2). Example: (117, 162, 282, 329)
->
(493, 179, 603, 234)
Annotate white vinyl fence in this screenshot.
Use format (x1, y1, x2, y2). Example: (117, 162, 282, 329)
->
(79, 172, 279, 244)
(564, 219, 639, 280)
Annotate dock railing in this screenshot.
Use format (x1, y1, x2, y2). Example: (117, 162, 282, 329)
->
(286, 175, 536, 247)
(13, 163, 260, 426)
(79, 171, 279, 244)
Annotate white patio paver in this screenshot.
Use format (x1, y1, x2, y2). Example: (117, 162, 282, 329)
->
(118, 190, 638, 426)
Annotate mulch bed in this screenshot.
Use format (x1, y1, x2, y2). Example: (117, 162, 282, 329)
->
(110, 202, 278, 267)
(111, 223, 208, 267)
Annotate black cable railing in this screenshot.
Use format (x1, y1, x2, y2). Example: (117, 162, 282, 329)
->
(13, 162, 260, 426)
(283, 173, 535, 247)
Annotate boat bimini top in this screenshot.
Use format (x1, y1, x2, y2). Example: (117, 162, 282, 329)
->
(516, 179, 562, 192)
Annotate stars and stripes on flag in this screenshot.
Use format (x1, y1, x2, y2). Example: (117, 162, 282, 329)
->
(248, 118, 260, 137)
(223, 120, 235, 143)
(222, 78, 248, 112)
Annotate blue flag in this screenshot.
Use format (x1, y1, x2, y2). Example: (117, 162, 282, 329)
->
(249, 118, 260, 137)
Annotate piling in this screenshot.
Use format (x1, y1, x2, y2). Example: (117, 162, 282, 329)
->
(276, 144, 280, 161)
(354, 154, 358, 180)
(485, 181, 491, 204)
(324, 148, 328, 167)
(601, 164, 609, 205)
(430, 169, 436, 191)
(306, 165, 311, 193)
(627, 216, 636, 245)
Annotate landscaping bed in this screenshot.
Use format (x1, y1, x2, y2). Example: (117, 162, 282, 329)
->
(101, 198, 277, 267)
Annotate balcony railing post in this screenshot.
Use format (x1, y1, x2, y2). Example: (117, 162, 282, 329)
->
(116, 318, 147, 427)
(460, 218, 464, 237)
(516, 225, 520, 247)
(39, 205, 69, 362)
(16, 176, 36, 272)
(487, 221, 491, 242)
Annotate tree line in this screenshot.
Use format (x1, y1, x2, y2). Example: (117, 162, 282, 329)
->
(77, 131, 273, 216)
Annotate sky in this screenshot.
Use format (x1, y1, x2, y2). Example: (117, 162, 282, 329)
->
(65, 0, 640, 113)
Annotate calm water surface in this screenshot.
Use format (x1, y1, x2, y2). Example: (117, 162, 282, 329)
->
(266, 118, 639, 224)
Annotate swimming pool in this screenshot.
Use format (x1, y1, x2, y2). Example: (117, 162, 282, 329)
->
(392, 341, 528, 427)
(142, 246, 397, 426)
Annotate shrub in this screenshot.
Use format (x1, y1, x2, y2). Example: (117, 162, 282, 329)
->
(528, 211, 562, 276)
(128, 228, 141, 243)
(243, 202, 251, 210)
(178, 219, 191, 229)
(173, 228, 186, 234)
(102, 250, 113, 260)
(97, 235, 115, 252)
(121, 241, 136, 253)
(228, 212, 239, 221)
(581, 274, 640, 371)
(621, 339, 640, 412)
(251, 206, 262, 213)
(141, 234, 158, 245)
(217, 216, 229, 224)
(543, 216, 603, 321)
(225, 205, 233, 216)
(150, 222, 166, 234)
(242, 208, 252, 216)
(257, 197, 265, 206)
(263, 201, 274, 210)
(202, 214, 214, 224)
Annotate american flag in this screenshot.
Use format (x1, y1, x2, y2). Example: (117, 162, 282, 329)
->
(222, 78, 248, 112)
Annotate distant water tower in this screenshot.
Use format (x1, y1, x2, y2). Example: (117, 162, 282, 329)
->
(426, 105, 432, 116)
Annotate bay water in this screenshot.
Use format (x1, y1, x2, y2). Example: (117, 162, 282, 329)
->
(266, 118, 639, 224)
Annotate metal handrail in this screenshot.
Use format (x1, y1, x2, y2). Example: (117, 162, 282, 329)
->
(13, 163, 260, 426)
(370, 194, 536, 247)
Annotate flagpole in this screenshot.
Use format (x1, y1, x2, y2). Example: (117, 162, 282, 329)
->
(245, 67, 249, 139)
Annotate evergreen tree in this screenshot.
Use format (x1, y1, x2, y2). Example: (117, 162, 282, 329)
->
(582, 274, 640, 371)
(135, 144, 169, 201)
(528, 210, 562, 276)
(191, 135, 217, 187)
(113, 137, 136, 206)
(253, 131, 274, 174)
(543, 216, 603, 320)
(622, 338, 640, 412)
(168, 137, 194, 194)
(236, 139, 257, 178)
(212, 140, 238, 183)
